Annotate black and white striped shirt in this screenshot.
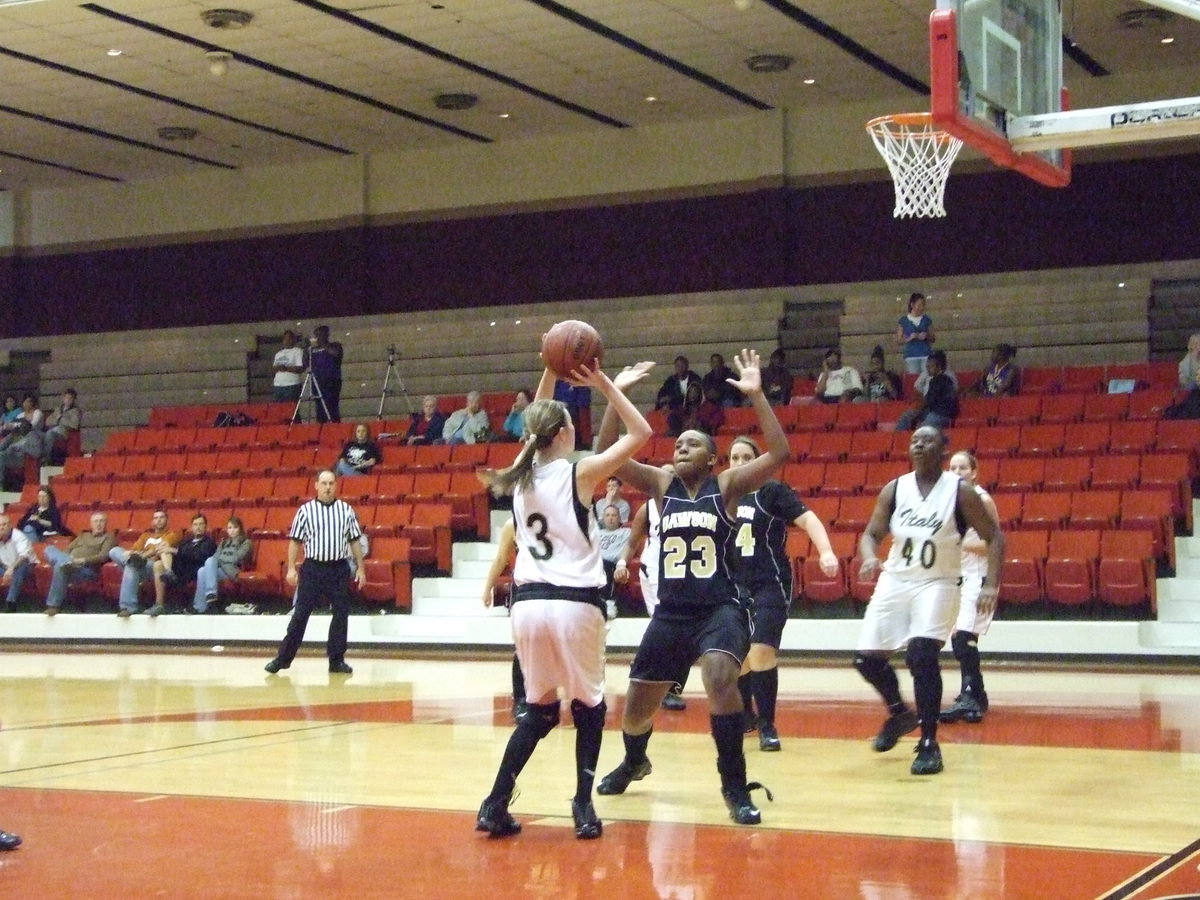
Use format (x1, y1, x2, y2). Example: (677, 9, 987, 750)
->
(289, 498, 362, 562)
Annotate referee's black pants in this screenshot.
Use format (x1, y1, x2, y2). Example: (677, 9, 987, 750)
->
(276, 559, 351, 665)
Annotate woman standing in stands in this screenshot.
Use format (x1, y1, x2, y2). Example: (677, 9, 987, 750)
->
(853, 426, 1002, 776)
(474, 356, 652, 841)
(896, 292, 935, 375)
(939, 450, 1000, 724)
(18, 487, 71, 543)
(726, 436, 839, 752)
(595, 350, 789, 826)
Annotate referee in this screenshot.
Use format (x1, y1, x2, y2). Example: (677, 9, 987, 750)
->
(265, 470, 366, 674)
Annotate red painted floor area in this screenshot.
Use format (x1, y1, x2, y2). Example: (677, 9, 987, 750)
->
(0, 787, 1163, 900)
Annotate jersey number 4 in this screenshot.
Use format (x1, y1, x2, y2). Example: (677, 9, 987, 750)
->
(900, 537, 937, 569)
(662, 535, 717, 579)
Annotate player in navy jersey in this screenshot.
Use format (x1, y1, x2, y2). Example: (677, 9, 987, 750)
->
(854, 426, 1004, 775)
(939, 450, 1000, 724)
(726, 436, 838, 751)
(473, 355, 652, 841)
(593, 349, 790, 826)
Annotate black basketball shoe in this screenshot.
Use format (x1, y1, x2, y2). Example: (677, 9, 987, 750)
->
(911, 738, 944, 775)
(571, 799, 603, 839)
(873, 709, 919, 752)
(475, 796, 521, 837)
(596, 758, 652, 795)
(722, 781, 774, 825)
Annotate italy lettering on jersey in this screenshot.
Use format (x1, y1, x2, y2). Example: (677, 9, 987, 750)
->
(883, 471, 964, 580)
(513, 458, 605, 589)
(733, 480, 809, 592)
(960, 483, 990, 579)
(657, 474, 743, 612)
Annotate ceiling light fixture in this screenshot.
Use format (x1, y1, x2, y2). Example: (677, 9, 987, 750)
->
(201, 8, 254, 29)
(803, 78, 816, 85)
(205, 50, 232, 76)
(107, 48, 122, 57)
(644, 95, 658, 103)
(1161, 36, 1176, 44)
(434, 92, 477, 110)
(745, 54, 794, 73)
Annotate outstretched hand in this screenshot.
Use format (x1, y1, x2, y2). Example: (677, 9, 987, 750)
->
(613, 361, 655, 393)
(726, 349, 763, 397)
(565, 359, 605, 389)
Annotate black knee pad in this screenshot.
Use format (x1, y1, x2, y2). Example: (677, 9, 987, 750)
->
(570, 699, 607, 731)
(904, 637, 941, 673)
(951, 631, 977, 661)
(518, 700, 561, 738)
(854, 654, 889, 680)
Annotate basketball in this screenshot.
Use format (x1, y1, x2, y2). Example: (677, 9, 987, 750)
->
(541, 320, 603, 379)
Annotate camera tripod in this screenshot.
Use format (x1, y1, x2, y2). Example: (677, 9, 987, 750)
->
(377, 345, 412, 420)
(292, 362, 332, 425)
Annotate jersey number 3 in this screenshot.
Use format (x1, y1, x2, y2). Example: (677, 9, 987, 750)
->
(662, 535, 717, 579)
(525, 513, 553, 561)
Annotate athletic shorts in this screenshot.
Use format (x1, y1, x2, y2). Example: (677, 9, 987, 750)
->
(629, 602, 751, 690)
(856, 570, 959, 652)
(954, 575, 994, 636)
(749, 582, 790, 650)
(511, 595, 606, 706)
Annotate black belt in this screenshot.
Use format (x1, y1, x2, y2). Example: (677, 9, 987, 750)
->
(303, 558, 348, 567)
(513, 582, 606, 617)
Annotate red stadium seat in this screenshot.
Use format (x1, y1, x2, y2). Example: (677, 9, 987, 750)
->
(1082, 393, 1130, 423)
(993, 395, 1041, 426)
(863, 460, 908, 495)
(1127, 388, 1176, 421)
(1020, 423, 1065, 457)
(1061, 422, 1110, 457)
(834, 495, 876, 533)
(973, 426, 1021, 459)
(782, 462, 825, 495)
(1068, 490, 1121, 530)
(792, 403, 837, 433)
(834, 403, 877, 432)
(993, 457, 1045, 494)
(1044, 529, 1100, 607)
(990, 491, 1024, 530)
(785, 432, 813, 460)
(821, 462, 868, 497)
(846, 431, 894, 463)
(1107, 421, 1156, 455)
(1098, 530, 1155, 609)
(1042, 456, 1090, 493)
(1138, 453, 1193, 522)
(1020, 492, 1070, 530)
(1059, 365, 1106, 394)
(1019, 367, 1061, 395)
(808, 431, 852, 464)
(1038, 392, 1085, 424)
(1089, 454, 1141, 491)
(1120, 489, 1174, 566)
(955, 396, 998, 428)
(999, 530, 1048, 606)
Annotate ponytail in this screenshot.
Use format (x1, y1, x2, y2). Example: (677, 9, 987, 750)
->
(480, 400, 569, 497)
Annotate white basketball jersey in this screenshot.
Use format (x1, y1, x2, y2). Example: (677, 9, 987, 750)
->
(960, 483, 989, 579)
(513, 457, 604, 588)
(640, 498, 661, 610)
(883, 471, 963, 580)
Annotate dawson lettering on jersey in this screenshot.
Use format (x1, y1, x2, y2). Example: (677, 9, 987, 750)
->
(661, 510, 719, 533)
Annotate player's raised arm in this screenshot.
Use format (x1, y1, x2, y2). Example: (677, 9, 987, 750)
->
(719, 349, 790, 506)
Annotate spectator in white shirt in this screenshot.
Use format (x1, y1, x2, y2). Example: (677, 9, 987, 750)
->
(0, 513, 36, 610)
(815, 349, 864, 404)
(272, 329, 306, 403)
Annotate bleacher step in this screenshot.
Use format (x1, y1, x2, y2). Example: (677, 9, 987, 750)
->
(1138, 620, 1200, 650)
(412, 576, 507, 617)
(1154, 578, 1200, 623)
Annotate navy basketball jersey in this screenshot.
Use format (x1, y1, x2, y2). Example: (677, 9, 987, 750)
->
(657, 474, 743, 612)
(733, 480, 809, 593)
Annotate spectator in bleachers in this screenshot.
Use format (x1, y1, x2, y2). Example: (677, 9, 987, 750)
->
(404, 395, 446, 445)
(443, 391, 491, 445)
(502, 389, 532, 441)
(864, 345, 902, 402)
(155, 513, 217, 612)
(109, 509, 181, 618)
(43, 388, 81, 463)
(308, 325, 343, 423)
(897, 351, 958, 431)
(592, 476, 631, 524)
(693, 384, 726, 436)
(597, 505, 632, 617)
(964, 343, 1020, 397)
(0, 513, 35, 611)
(18, 487, 71, 543)
(1165, 332, 1200, 420)
(44, 511, 115, 616)
(553, 379, 592, 450)
(702, 354, 740, 408)
(655, 356, 699, 413)
(335, 424, 383, 476)
(761, 349, 793, 407)
(0, 395, 18, 427)
(914, 354, 958, 395)
(1, 394, 44, 488)
(896, 292, 935, 374)
(815, 348, 864, 404)
(193, 516, 253, 614)
(666, 380, 704, 436)
(271, 329, 306, 403)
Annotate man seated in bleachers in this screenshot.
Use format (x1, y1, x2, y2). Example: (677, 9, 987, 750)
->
(43, 388, 81, 463)
(442, 391, 491, 445)
(761, 349, 793, 407)
(155, 513, 216, 612)
(44, 512, 115, 616)
(0, 513, 36, 611)
(0, 395, 44, 489)
(815, 348, 864, 404)
(109, 509, 180, 618)
(897, 351, 959, 431)
(1165, 332, 1200, 420)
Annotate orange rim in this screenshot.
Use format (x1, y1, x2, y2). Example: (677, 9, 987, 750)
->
(865, 112, 934, 129)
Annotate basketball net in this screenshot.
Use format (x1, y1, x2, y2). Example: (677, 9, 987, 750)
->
(867, 113, 963, 218)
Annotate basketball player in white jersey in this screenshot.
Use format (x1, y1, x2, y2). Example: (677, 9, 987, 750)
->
(940, 450, 1000, 724)
(854, 426, 1003, 775)
(474, 357, 653, 840)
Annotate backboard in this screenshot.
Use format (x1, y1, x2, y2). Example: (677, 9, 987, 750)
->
(930, 0, 1071, 187)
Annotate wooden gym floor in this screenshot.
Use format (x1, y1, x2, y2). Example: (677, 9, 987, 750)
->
(0, 649, 1197, 899)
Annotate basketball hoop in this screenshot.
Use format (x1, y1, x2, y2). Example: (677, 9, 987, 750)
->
(866, 113, 964, 218)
